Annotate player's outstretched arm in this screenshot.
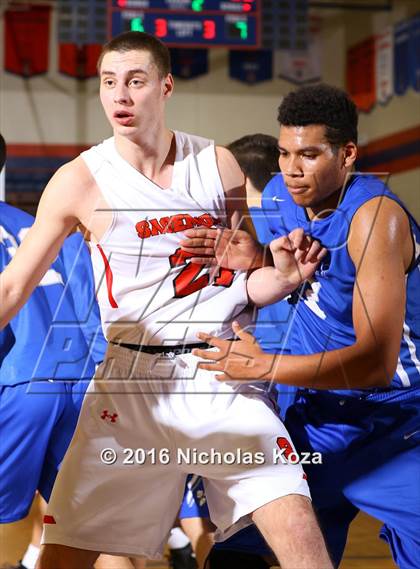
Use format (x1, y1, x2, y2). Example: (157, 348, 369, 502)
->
(180, 146, 268, 270)
(248, 228, 326, 306)
(194, 197, 412, 389)
(0, 160, 86, 329)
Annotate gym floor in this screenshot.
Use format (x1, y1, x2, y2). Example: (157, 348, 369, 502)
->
(0, 501, 396, 568)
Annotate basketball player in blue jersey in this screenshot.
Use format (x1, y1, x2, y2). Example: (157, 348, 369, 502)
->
(0, 33, 332, 569)
(0, 133, 97, 529)
(191, 84, 420, 569)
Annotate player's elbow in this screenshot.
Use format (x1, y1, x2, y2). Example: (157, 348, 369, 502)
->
(363, 346, 399, 388)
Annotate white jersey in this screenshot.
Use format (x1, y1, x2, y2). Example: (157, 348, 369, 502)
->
(81, 131, 250, 345)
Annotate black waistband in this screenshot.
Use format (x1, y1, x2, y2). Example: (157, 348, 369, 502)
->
(111, 341, 211, 355)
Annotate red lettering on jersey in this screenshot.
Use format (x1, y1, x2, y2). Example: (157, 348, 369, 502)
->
(214, 267, 235, 287)
(194, 213, 216, 228)
(150, 217, 169, 236)
(135, 213, 219, 239)
(169, 214, 195, 233)
(169, 247, 209, 297)
(43, 515, 56, 524)
(135, 220, 151, 239)
(169, 247, 235, 298)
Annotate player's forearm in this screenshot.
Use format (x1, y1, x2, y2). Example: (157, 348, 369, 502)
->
(247, 266, 295, 307)
(266, 343, 394, 389)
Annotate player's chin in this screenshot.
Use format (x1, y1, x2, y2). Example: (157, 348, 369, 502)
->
(289, 191, 313, 207)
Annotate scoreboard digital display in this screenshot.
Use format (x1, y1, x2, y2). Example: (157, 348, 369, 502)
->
(109, 0, 261, 49)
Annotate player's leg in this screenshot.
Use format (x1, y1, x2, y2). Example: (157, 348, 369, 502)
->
(182, 372, 332, 568)
(36, 545, 99, 569)
(177, 476, 214, 569)
(283, 391, 363, 566)
(95, 554, 145, 569)
(179, 518, 213, 569)
(252, 494, 333, 569)
(40, 347, 189, 563)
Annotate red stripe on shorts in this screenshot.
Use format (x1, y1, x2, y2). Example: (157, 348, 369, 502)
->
(97, 244, 118, 308)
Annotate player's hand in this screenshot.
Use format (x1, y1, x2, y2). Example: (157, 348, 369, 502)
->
(271, 228, 327, 289)
(179, 227, 265, 270)
(193, 322, 276, 381)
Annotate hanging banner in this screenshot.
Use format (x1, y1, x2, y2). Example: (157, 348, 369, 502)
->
(229, 50, 272, 85)
(375, 26, 394, 104)
(411, 14, 420, 92)
(59, 44, 102, 79)
(170, 49, 208, 80)
(346, 36, 376, 112)
(274, 16, 322, 85)
(57, 0, 106, 79)
(4, 5, 51, 77)
(394, 18, 412, 96)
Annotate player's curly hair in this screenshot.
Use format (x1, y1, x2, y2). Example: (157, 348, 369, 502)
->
(277, 84, 358, 146)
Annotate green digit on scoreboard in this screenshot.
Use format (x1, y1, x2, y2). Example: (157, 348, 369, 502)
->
(131, 17, 144, 32)
(191, 0, 204, 11)
(235, 22, 248, 40)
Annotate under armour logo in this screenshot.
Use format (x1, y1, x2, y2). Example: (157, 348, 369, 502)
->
(101, 410, 118, 423)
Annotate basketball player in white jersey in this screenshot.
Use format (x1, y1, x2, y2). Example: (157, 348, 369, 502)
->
(0, 32, 332, 569)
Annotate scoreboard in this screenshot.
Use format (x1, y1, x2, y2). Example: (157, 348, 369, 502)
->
(109, 0, 261, 49)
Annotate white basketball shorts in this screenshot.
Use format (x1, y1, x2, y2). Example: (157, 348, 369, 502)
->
(42, 343, 310, 559)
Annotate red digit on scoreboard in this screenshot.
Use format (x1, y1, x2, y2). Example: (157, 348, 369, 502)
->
(155, 18, 168, 38)
(203, 19, 216, 40)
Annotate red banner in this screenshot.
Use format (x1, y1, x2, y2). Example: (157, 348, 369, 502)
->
(346, 37, 376, 112)
(4, 5, 51, 77)
(59, 44, 102, 79)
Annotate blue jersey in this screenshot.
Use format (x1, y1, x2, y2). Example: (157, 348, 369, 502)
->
(59, 233, 107, 366)
(0, 202, 97, 385)
(262, 173, 420, 393)
(249, 206, 292, 354)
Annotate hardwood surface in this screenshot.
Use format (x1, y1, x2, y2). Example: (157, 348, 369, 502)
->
(0, 502, 396, 568)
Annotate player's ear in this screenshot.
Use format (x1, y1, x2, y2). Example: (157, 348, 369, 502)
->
(163, 73, 174, 98)
(342, 142, 357, 169)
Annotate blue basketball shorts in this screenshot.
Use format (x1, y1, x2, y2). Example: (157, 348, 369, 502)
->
(178, 475, 210, 519)
(0, 380, 86, 523)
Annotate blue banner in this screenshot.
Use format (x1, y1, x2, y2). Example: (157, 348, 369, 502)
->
(411, 13, 420, 92)
(170, 48, 208, 79)
(394, 17, 412, 95)
(229, 49, 272, 84)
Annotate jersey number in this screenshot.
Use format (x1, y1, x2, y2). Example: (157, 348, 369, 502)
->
(169, 247, 235, 298)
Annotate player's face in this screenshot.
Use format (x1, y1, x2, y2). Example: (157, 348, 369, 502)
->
(99, 49, 173, 136)
(278, 125, 356, 217)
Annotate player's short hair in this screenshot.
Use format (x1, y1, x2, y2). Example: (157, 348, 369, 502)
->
(277, 84, 358, 146)
(227, 134, 280, 193)
(0, 134, 6, 171)
(97, 32, 171, 78)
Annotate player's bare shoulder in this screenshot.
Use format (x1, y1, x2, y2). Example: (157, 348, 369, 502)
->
(214, 146, 245, 196)
(349, 196, 413, 271)
(40, 156, 110, 241)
